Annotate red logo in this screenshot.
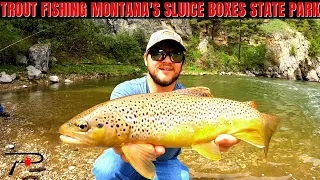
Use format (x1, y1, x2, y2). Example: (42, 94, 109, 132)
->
(24, 156, 31, 166)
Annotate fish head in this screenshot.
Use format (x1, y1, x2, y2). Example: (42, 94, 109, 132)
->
(59, 103, 127, 148)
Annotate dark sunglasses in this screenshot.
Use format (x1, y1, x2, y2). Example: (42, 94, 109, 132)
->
(148, 49, 185, 63)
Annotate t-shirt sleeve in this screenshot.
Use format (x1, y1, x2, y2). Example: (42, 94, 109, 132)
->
(110, 82, 135, 100)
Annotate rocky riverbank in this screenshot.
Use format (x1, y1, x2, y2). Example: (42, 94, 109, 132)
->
(0, 72, 138, 93)
(0, 68, 218, 93)
(0, 69, 264, 94)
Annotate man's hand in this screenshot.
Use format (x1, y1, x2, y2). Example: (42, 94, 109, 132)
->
(215, 134, 240, 152)
(113, 145, 165, 163)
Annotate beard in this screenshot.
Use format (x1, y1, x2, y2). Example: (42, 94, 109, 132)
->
(148, 64, 182, 87)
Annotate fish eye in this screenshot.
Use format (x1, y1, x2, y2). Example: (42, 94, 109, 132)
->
(76, 120, 89, 132)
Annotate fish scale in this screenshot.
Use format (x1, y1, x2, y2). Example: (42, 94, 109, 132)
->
(59, 87, 280, 180)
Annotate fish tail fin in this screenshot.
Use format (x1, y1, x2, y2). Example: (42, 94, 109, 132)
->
(261, 113, 280, 157)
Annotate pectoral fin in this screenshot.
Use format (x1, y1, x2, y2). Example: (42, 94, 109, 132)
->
(121, 144, 156, 179)
(191, 140, 221, 160)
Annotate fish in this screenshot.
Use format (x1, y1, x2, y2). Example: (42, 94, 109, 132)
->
(59, 87, 280, 179)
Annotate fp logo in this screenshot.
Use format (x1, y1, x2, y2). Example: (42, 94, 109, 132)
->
(4, 152, 44, 176)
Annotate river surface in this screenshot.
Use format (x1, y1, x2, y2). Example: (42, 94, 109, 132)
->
(0, 75, 319, 179)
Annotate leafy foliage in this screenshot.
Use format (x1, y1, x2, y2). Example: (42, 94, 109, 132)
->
(0, 20, 34, 64)
(1, 18, 320, 74)
(0, 19, 145, 66)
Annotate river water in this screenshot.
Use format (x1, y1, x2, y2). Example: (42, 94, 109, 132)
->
(0, 75, 319, 179)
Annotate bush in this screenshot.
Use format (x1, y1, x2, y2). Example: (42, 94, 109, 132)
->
(196, 45, 238, 72)
(239, 44, 266, 71)
(309, 38, 320, 57)
(259, 19, 293, 36)
(289, 45, 296, 57)
(0, 20, 33, 64)
(184, 35, 201, 64)
(102, 31, 144, 65)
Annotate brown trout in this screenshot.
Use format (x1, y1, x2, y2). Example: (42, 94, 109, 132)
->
(59, 87, 280, 179)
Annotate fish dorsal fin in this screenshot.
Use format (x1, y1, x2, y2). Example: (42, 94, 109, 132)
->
(121, 143, 156, 179)
(175, 87, 214, 97)
(245, 101, 257, 109)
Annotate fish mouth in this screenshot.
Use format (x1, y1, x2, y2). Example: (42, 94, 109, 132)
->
(59, 133, 97, 146)
(60, 135, 83, 145)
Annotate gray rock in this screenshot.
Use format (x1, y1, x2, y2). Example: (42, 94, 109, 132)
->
(68, 166, 76, 171)
(316, 66, 320, 78)
(49, 56, 58, 67)
(5, 144, 15, 149)
(198, 36, 209, 53)
(64, 79, 73, 83)
(50, 56, 57, 63)
(306, 70, 319, 82)
(16, 55, 28, 65)
(29, 43, 51, 73)
(49, 75, 59, 83)
(0, 72, 14, 83)
(26, 65, 42, 80)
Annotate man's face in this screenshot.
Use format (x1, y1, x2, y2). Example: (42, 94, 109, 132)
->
(144, 42, 184, 87)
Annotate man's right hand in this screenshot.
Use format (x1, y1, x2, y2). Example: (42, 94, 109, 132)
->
(113, 145, 165, 163)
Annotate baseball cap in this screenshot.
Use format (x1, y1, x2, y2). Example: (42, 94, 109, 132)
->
(146, 29, 186, 52)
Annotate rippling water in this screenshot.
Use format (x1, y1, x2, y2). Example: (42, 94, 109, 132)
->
(0, 75, 319, 179)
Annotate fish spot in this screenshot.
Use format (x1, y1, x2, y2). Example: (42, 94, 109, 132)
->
(116, 124, 119, 127)
(97, 123, 103, 128)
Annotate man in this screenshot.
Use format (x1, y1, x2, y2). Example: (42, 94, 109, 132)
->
(92, 29, 239, 179)
(0, 104, 10, 117)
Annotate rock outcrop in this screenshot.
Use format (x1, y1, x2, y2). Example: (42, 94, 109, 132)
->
(264, 30, 320, 82)
(93, 18, 192, 40)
